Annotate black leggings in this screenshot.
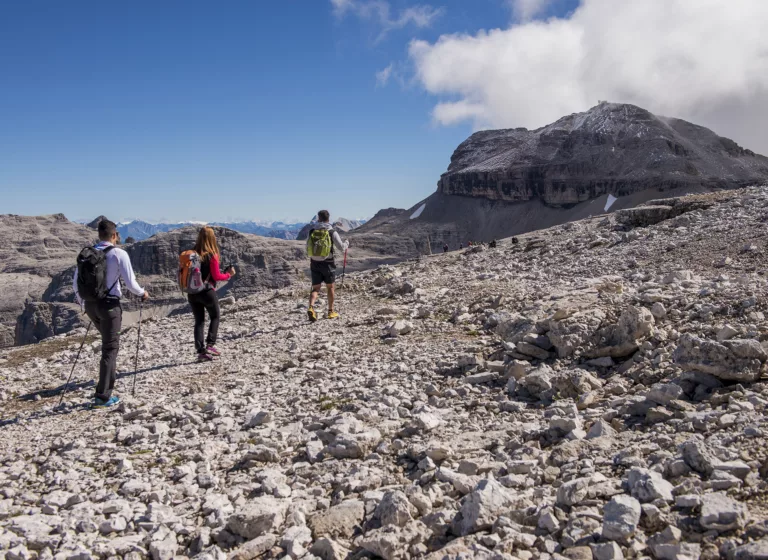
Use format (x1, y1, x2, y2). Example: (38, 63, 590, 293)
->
(188, 289, 220, 353)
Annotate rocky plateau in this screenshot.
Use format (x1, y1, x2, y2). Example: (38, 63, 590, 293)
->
(2, 186, 768, 559)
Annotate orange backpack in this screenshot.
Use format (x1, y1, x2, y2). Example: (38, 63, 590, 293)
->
(178, 251, 207, 294)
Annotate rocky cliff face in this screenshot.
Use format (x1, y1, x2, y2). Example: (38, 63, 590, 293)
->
(124, 226, 308, 303)
(0, 214, 96, 348)
(14, 302, 84, 346)
(2, 218, 422, 347)
(438, 102, 768, 206)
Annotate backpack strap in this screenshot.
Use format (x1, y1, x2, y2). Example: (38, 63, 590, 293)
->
(102, 245, 120, 297)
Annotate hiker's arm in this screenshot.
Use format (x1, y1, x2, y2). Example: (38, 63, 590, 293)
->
(118, 251, 146, 297)
(332, 231, 349, 253)
(209, 255, 231, 282)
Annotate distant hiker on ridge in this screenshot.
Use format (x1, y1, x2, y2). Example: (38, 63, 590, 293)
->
(307, 209, 349, 322)
(73, 219, 149, 407)
(443, 243, 448, 253)
(180, 227, 235, 362)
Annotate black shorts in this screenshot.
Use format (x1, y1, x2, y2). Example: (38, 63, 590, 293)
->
(310, 260, 336, 286)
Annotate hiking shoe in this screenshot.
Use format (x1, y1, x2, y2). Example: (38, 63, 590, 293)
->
(197, 352, 214, 362)
(308, 307, 317, 322)
(327, 311, 340, 319)
(206, 346, 221, 357)
(93, 396, 120, 408)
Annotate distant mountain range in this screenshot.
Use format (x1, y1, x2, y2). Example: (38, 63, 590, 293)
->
(81, 218, 367, 242)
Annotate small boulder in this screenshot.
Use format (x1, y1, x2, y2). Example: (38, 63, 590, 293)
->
(452, 477, 521, 536)
(227, 498, 288, 540)
(700, 492, 749, 532)
(602, 494, 641, 541)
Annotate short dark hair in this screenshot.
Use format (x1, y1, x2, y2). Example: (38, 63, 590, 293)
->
(317, 210, 330, 223)
(98, 219, 117, 241)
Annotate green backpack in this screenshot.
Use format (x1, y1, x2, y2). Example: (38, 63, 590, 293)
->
(307, 228, 333, 258)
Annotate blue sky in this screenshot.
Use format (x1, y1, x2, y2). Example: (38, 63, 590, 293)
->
(0, 0, 580, 223)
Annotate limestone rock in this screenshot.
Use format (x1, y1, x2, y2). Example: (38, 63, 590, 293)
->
(626, 468, 674, 503)
(673, 334, 766, 382)
(374, 491, 416, 528)
(228, 534, 277, 560)
(602, 494, 642, 541)
(452, 477, 521, 536)
(309, 500, 364, 539)
(700, 492, 749, 532)
(227, 498, 288, 540)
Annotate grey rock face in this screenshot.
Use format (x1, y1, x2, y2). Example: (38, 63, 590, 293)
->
(14, 302, 84, 346)
(438, 103, 768, 206)
(0, 214, 96, 347)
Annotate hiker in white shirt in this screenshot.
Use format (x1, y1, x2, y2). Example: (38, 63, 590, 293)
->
(72, 219, 149, 407)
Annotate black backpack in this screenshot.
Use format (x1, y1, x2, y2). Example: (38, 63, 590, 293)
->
(76, 246, 118, 302)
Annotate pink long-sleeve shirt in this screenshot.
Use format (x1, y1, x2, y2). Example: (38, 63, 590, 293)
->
(206, 254, 231, 287)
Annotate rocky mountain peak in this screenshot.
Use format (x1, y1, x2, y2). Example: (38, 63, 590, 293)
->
(86, 215, 108, 229)
(439, 102, 768, 206)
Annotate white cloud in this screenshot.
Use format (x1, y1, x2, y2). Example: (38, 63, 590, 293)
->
(409, 0, 768, 153)
(331, 0, 355, 13)
(376, 64, 394, 86)
(508, 0, 553, 21)
(332, 0, 443, 40)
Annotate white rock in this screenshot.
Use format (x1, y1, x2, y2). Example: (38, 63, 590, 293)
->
(227, 497, 288, 539)
(453, 477, 521, 536)
(602, 494, 641, 541)
(699, 492, 749, 532)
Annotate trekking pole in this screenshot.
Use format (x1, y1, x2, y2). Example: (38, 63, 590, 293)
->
(58, 322, 92, 408)
(339, 249, 348, 317)
(341, 249, 348, 290)
(132, 299, 143, 397)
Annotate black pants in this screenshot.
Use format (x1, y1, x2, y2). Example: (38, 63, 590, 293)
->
(188, 289, 220, 354)
(84, 299, 122, 401)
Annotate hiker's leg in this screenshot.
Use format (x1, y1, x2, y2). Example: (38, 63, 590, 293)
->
(84, 301, 102, 337)
(203, 290, 220, 348)
(327, 283, 335, 313)
(188, 294, 206, 354)
(325, 263, 337, 313)
(309, 285, 321, 308)
(96, 301, 121, 400)
(309, 263, 324, 309)
(85, 302, 105, 398)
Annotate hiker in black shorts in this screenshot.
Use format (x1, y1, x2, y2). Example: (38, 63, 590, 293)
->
(306, 210, 349, 321)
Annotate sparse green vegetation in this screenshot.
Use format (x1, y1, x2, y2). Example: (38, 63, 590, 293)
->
(319, 395, 353, 410)
(5, 334, 98, 368)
